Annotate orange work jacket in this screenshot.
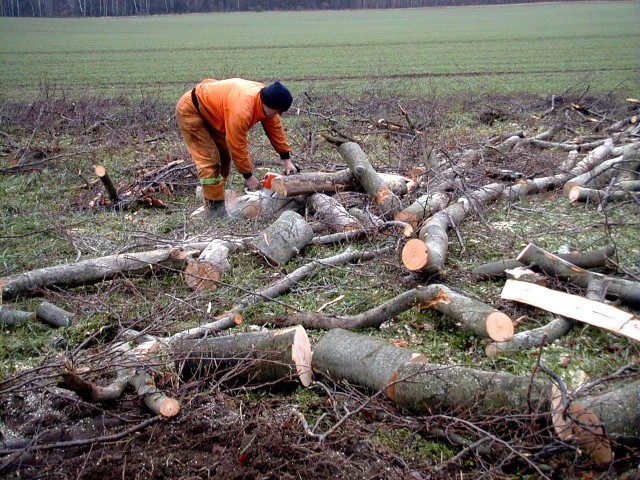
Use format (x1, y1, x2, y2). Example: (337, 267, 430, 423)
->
(192, 78, 292, 175)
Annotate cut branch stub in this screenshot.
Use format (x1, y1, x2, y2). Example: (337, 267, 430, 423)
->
(174, 325, 313, 387)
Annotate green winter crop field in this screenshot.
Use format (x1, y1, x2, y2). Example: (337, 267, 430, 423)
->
(0, 1, 638, 100)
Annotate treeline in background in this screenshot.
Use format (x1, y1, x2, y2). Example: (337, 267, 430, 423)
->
(1, 0, 592, 18)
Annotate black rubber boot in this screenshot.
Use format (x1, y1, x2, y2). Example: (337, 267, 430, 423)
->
(204, 199, 227, 219)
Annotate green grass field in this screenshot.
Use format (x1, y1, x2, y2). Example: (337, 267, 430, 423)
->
(1, 2, 638, 100)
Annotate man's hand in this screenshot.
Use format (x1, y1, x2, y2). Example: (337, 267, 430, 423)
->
(244, 174, 261, 191)
(283, 159, 299, 176)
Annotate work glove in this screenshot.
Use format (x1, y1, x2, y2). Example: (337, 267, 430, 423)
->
(244, 174, 261, 191)
(283, 159, 301, 176)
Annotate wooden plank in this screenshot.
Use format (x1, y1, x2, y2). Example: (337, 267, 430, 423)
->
(500, 279, 640, 342)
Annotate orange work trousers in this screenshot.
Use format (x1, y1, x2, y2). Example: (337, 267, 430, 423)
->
(175, 90, 231, 201)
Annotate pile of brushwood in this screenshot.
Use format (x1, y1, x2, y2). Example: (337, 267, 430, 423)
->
(1, 85, 639, 479)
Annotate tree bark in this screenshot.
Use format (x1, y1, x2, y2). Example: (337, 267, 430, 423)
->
(517, 243, 640, 308)
(401, 183, 504, 274)
(1, 248, 197, 300)
(337, 142, 402, 219)
(173, 325, 313, 387)
(256, 210, 314, 265)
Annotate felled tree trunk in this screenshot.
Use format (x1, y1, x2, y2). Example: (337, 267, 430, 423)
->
(227, 191, 304, 220)
(402, 183, 504, 274)
(471, 245, 615, 279)
(486, 278, 604, 356)
(338, 142, 402, 219)
(394, 191, 451, 236)
(256, 211, 315, 265)
(313, 329, 640, 457)
(173, 326, 312, 387)
(312, 329, 549, 415)
(485, 317, 574, 356)
(1, 248, 197, 300)
(307, 193, 364, 232)
(517, 243, 640, 308)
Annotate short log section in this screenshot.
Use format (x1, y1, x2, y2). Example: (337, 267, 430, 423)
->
(174, 326, 313, 387)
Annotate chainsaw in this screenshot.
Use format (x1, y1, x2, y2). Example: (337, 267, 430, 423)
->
(247, 163, 301, 198)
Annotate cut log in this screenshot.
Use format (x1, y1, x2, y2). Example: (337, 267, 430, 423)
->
(517, 243, 640, 308)
(174, 326, 313, 387)
(312, 328, 427, 394)
(337, 142, 402, 219)
(394, 191, 451, 236)
(271, 169, 355, 197)
(307, 193, 364, 232)
(264, 285, 512, 340)
(0, 306, 35, 326)
(270, 169, 411, 198)
(313, 330, 640, 444)
(568, 186, 638, 204)
(94, 164, 119, 203)
(563, 154, 625, 194)
(416, 284, 514, 341)
(256, 210, 314, 265)
(501, 279, 640, 341)
(471, 245, 615, 279)
(183, 239, 233, 291)
(1, 248, 197, 300)
(402, 183, 505, 274)
(36, 301, 72, 327)
(312, 329, 548, 415)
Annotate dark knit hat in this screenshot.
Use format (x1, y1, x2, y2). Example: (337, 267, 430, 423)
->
(260, 81, 293, 112)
